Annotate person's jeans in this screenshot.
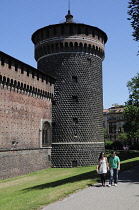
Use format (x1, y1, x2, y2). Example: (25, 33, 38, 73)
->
(109, 168, 118, 185)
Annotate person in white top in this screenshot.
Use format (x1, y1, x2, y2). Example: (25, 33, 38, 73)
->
(96, 152, 109, 187)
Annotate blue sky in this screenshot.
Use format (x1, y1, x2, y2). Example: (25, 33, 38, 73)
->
(0, 0, 138, 109)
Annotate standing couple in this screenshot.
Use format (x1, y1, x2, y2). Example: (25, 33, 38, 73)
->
(96, 151, 120, 187)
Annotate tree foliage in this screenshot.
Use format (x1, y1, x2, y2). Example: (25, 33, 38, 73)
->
(128, 0, 139, 41)
(127, 0, 139, 53)
(126, 72, 139, 106)
(124, 73, 139, 142)
(124, 105, 139, 137)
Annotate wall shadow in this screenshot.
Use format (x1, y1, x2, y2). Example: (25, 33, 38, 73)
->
(118, 164, 139, 184)
(22, 170, 99, 192)
(21, 161, 139, 193)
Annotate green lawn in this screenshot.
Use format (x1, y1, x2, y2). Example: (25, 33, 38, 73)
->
(0, 157, 139, 210)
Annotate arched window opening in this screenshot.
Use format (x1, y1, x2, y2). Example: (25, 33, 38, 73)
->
(3, 76, 6, 85)
(74, 42, 78, 51)
(27, 85, 29, 92)
(11, 79, 13, 87)
(17, 81, 20, 89)
(96, 46, 98, 55)
(60, 42, 63, 51)
(7, 78, 10, 85)
(79, 43, 83, 52)
(21, 83, 23, 90)
(14, 80, 17, 88)
(65, 42, 68, 51)
(24, 84, 26, 91)
(88, 44, 91, 53)
(84, 43, 87, 52)
(70, 42, 73, 51)
(92, 45, 95, 54)
(42, 121, 51, 147)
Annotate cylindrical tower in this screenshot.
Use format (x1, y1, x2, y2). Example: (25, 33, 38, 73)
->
(32, 10, 107, 167)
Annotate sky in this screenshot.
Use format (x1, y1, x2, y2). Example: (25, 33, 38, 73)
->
(0, 0, 138, 109)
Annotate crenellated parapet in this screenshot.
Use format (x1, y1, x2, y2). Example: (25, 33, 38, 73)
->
(0, 74, 53, 100)
(32, 22, 107, 62)
(0, 51, 55, 100)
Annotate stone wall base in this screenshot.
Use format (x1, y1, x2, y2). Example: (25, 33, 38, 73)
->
(0, 148, 51, 180)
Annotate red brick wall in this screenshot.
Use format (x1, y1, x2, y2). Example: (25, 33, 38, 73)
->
(0, 86, 52, 149)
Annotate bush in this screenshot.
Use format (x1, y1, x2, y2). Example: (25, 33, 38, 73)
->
(111, 141, 123, 150)
(130, 144, 139, 150)
(105, 141, 113, 149)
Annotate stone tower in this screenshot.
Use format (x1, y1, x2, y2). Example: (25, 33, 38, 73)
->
(32, 10, 107, 167)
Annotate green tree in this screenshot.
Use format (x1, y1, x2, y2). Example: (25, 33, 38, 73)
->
(126, 72, 139, 106)
(119, 133, 128, 145)
(127, 0, 139, 53)
(124, 73, 139, 144)
(124, 105, 139, 139)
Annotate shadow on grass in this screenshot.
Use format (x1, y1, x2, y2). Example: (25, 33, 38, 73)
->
(22, 160, 139, 192)
(22, 170, 99, 192)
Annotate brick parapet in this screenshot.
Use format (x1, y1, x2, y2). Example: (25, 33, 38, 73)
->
(0, 51, 55, 97)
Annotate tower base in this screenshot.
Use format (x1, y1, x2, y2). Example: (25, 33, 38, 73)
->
(51, 142, 105, 167)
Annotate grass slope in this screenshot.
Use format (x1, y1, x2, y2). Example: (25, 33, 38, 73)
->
(0, 157, 139, 210)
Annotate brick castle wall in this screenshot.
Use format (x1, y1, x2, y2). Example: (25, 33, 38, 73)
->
(0, 51, 55, 179)
(0, 85, 52, 149)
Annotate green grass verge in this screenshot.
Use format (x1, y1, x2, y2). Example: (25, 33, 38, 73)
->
(0, 157, 139, 210)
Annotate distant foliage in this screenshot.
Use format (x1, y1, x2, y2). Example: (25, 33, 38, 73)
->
(111, 141, 123, 150)
(105, 140, 113, 149)
(128, 0, 139, 53)
(126, 72, 139, 106)
(124, 72, 139, 143)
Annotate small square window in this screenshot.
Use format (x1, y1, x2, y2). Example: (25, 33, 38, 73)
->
(73, 118, 78, 125)
(72, 96, 78, 103)
(72, 76, 77, 83)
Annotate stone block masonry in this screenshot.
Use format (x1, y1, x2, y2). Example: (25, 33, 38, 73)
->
(0, 148, 51, 180)
(32, 11, 107, 167)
